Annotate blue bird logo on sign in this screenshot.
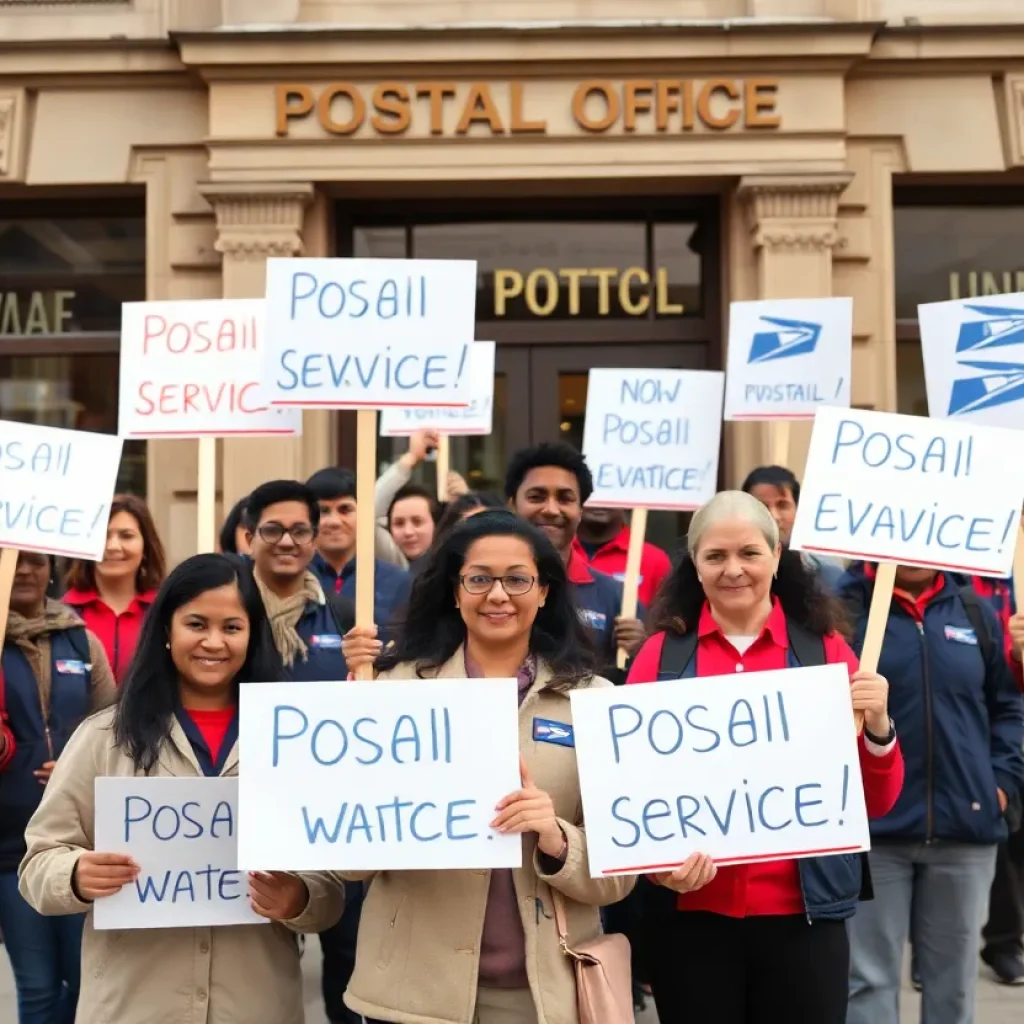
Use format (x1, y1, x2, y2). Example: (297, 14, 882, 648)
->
(746, 316, 822, 364)
(947, 303, 1024, 416)
(954, 304, 1024, 353)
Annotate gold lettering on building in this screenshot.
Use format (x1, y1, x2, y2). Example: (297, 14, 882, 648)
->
(493, 268, 684, 317)
(949, 270, 1024, 300)
(0, 290, 75, 335)
(275, 79, 780, 138)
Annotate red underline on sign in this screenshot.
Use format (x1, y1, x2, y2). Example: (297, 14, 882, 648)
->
(802, 544, 996, 575)
(129, 430, 299, 437)
(5, 540, 97, 559)
(385, 428, 487, 436)
(729, 413, 816, 421)
(587, 501, 703, 511)
(272, 400, 469, 408)
(603, 844, 864, 875)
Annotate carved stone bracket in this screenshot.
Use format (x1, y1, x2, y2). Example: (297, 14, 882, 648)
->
(738, 173, 853, 254)
(198, 182, 314, 260)
(1003, 74, 1024, 168)
(0, 90, 28, 181)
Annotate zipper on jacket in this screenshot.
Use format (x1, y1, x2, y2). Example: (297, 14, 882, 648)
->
(917, 621, 936, 842)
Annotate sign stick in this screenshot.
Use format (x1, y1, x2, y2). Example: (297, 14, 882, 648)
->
(856, 560, 896, 735)
(616, 507, 648, 671)
(771, 421, 791, 468)
(1014, 524, 1024, 610)
(0, 547, 18, 641)
(196, 437, 217, 554)
(436, 435, 450, 503)
(355, 409, 378, 681)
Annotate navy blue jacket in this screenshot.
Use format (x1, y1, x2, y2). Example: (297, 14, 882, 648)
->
(0, 628, 92, 870)
(290, 595, 352, 683)
(310, 552, 410, 631)
(839, 567, 1024, 845)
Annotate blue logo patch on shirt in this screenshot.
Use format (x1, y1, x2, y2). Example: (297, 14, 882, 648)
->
(310, 634, 342, 650)
(533, 718, 575, 747)
(944, 625, 978, 646)
(55, 660, 88, 675)
(578, 608, 607, 630)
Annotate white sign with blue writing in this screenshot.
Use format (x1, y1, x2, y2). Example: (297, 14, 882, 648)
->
(237, 679, 522, 871)
(724, 297, 853, 421)
(93, 777, 264, 930)
(919, 291, 1024, 431)
(582, 368, 724, 511)
(789, 406, 1024, 577)
(570, 665, 870, 877)
(380, 341, 496, 437)
(263, 257, 477, 410)
(0, 420, 123, 561)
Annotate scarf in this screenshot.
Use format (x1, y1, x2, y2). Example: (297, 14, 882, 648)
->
(6, 599, 86, 715)
(255, 571, 324, 668)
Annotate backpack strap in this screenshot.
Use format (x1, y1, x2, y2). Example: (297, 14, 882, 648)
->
(786, 621, 827, 668)
(656, 632, 699, 680)
(957, 585, 996, 666)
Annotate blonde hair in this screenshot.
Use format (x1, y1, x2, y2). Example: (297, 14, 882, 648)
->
(687, 490, 779, 558)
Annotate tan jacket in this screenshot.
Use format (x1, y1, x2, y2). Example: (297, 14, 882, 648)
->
(19, 707, 344, 1024)
(341, 650, 636, 1024)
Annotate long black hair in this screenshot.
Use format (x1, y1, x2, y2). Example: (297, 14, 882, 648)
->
(114, 553, 282, 772)
(377, 509, 595, 689)
(433, 491, 505, 544)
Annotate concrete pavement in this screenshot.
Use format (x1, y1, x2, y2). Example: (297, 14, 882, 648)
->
(1, 935, 1020, 1022)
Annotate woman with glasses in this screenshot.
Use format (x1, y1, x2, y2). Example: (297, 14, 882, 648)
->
(338, 509, 638, 1024)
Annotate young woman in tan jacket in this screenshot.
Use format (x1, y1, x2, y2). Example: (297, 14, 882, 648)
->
(18, 553, 345, 1024)
(340, 510, 636, 1024)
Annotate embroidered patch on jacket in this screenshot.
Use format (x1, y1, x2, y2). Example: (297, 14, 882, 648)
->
(577, 608, 607, 630)
(310, 634, 342, 649)
(55, 660, 88, 674)
(533, 718, 575, 747)
(944, 626, 978, 645)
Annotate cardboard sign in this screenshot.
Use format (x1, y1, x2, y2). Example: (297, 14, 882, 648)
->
(919, 291, 1024, 431)
(237, 679, 522, 871)
(571, 665, 870, 876)
(789, 406, 1024, 577)
(724, 297, 853, 421)
(93, 777, 264, 931)
(582, 368, 724, 511)
(0, 420, 123, 560)
(118, 299, 301, 439)
(263, 257, 477, 410)
(379, 341, 496, 436)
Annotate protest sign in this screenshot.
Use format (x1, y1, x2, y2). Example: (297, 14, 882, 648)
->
(263, 257, 477, 410)
(118, 299, 302, 439)
(0, 419, 122, 560)
(571, 665, 869, 876)
(724, 297, 853, 422)
(582, 368, 724, 511)
(919, 292, 1024, 431)
(789, 406, 1024, 578)
(93, 777, 264, 930)
(237, 678, 522, 871)
(380, 341, 496, 437)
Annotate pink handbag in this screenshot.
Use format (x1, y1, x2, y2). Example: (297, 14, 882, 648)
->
(553, 889, 635, 1024)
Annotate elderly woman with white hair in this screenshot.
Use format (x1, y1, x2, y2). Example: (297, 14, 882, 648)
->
(625, 490, 905, 1024)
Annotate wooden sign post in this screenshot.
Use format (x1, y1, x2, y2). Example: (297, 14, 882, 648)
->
(355, 409, 378, 681)
(0, 547, 18, 642)
(436, 435, 450, 503)
(1014, 522, 1024, 610)
(616, 509, 648, 670)
(197, 437, 217, 554)
(771, 421, 791, 469)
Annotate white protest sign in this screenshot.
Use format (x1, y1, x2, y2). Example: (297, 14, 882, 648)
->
(238, 678, 522, 871)
(789, 406, 1024, 577)
(263, 258, 477, 410)
(919, 292, 1024, 431)
(0, 420, 122, 560)
(380, 341, 496, 436)
(571, 665, 869, 877)
(582, 368, 724, 511)
(724, 297, 853, 421)
(93, 777, 264, 930)
(118, 299, 301, 439)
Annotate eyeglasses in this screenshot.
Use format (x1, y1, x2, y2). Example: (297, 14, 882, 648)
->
(256, 523, 316, 545)
(459, 573, 536, 596)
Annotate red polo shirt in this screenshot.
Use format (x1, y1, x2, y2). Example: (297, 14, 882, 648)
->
(574, 531, 671, 606)
(62, 588, 157, 684)
(626, 598, 904, 918)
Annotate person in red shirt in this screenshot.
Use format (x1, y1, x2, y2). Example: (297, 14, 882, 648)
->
(576, 506, 672, 607)
(63, 494, 166, 683)
(626, 490, 904, 1024)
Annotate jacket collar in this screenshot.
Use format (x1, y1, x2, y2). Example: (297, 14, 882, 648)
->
(421, 644, 562, 701)
(159, 713, 239, 779)
(566, 539, 595, 585)
(696, 596, 790, 648)
(63, 588, 158, 613)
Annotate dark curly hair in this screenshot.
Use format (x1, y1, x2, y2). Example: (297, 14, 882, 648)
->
(503, 442, 593, 505)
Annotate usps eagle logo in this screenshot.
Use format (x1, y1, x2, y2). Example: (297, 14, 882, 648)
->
(746, 316, 822, 364)
(947, 304, 1024, 416)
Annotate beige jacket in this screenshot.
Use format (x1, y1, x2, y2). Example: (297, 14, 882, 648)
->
(19, 707, 344, 1024)
(341, 650, 636, 1024)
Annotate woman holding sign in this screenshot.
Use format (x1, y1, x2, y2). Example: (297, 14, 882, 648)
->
(625, 491, 905, 1024)
(341, 510, 635, 1024)
(18, 554, 345, 1024)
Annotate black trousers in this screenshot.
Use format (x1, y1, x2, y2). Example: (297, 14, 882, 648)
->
(320, 881, 365, 1024)
(982, 824, 1024, 956)
(647, 911, 850, 1024)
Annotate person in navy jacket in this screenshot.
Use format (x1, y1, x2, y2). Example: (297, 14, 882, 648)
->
(842, 562, 1024, 1024)
(0, 550, 115, 1023)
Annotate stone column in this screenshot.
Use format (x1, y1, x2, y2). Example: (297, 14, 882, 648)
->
(199, 181, 314, 509)
(732, 172, 852, 478)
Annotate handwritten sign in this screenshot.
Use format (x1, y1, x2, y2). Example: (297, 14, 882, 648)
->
(263, 258, 477, 410)
(571, 665, 869, 876)
(789, 406, 1024, 577)
(93, 777, 264, 930)
(380, 341, 496, 436)
(118, 299, 301, 439)
(581, 368, 723, 511)
(237, 679, 522, 871)
(919, 291, 1024, 431)
(724, 297, 852, 421)
(0, 420, 122, 560)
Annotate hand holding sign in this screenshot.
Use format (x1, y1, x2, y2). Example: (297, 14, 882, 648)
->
(74, 852, 140, 901)
(651, 852, 718, 894)
(849, 670, 890, 738)
(491, 756, 564, 859)
(247, 871, 308, 922)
